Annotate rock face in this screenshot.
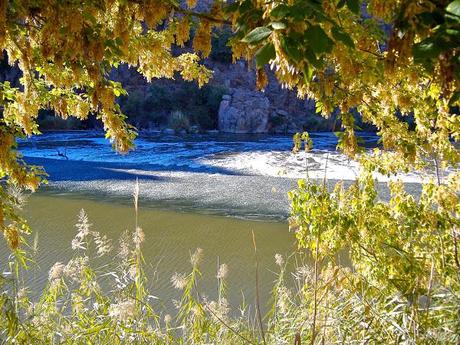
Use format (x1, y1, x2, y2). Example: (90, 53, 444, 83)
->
(218, 89, 270, 133)
(211, 60, 339, 134)
(110, 49, 341, 133)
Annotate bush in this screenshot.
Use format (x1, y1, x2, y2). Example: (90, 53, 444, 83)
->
(304, 114, 333, 131)
(119, 90, 164, 128)
(188, 84, 227, 129)
(168, 110, 190, 132)
(38, 110, 83, 130)
(118, 82, 228, 130)
(269, 115, 285, 127)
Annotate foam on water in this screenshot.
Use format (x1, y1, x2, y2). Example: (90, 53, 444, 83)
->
(18, 131, 437, 183)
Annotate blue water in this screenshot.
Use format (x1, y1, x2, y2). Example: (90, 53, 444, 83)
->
(16, 130, 430, 220)
(18, 131, 381, 180)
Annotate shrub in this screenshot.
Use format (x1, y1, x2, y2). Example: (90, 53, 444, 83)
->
(188, 84, 227, 129)
(168, 110, 190, 132)
(118, 82, 228, 130)
(38, 110, 83, 130)
(303, 114, 333, 131)
(119, 90, 164, 128)
(269, 114, 285, 128)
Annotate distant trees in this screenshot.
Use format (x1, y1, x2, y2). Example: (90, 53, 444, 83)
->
(118, 83, 227, 130)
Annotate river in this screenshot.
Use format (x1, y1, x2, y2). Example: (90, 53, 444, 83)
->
(1, 131, 426, 311)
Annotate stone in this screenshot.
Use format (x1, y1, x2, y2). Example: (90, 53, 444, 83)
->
(189, 125, 200, 134)
(206, 129, 219, 135)
(222, 94, 232, 101)
(218, 88, 270, 134)
(276, 109, 288, 116)
(162, 128, 175, 135)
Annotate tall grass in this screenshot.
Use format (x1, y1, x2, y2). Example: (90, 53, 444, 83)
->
(0, 180, 458, 344)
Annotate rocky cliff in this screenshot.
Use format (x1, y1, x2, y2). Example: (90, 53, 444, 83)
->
(209, 60, 335, 134)
(217, 90, 269, 134)
(0, 35, 337, 133)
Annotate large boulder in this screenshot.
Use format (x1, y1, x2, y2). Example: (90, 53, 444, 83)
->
(218, 89, 270, 133)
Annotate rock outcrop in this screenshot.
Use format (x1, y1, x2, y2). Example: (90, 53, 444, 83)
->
(218, 89, 270, 133)
(212, 60, 337, 134)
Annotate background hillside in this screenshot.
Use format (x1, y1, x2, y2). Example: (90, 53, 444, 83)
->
(0, 29, 373, 134)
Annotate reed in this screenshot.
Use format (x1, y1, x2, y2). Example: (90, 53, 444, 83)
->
(0, 181, 458, 344)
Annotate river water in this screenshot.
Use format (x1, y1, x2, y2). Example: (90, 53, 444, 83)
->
(0, 131, 427, 310)
(18, 193, 294, 312)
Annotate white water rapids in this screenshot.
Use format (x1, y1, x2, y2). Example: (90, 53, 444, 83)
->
(18, 131, 440, 219)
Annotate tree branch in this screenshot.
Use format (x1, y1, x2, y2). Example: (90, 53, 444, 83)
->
(126, 0, 231, 25)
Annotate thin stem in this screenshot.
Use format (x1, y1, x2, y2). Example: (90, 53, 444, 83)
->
(192, 272, 256, 345)
(424, 259, 435, 327)
(452, 227, 460, 269)
(204, 303, 258, 345)
(294, 333, 302, 345)
(323, 153, 329, 187)
(252, 230, 266, 345)
(310, 233, 320, 345)
(433, 157, 441, 186)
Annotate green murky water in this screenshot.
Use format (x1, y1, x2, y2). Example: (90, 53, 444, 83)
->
(5, 193, 295, 311)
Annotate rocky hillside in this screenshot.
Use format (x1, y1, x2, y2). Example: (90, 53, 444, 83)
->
(108, 26, 338, 135)
(210, 59, 336, 134)
(0, 28, 343, 134)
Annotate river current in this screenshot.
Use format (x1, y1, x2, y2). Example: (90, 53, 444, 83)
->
(0, 131, 430, 311)
(18, 131, 428, 219)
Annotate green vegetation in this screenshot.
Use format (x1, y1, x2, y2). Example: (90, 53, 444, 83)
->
(169, 110, 190, 132)
(118, 83, 227, 130)
(38, 112, 84, 130)
(210, 28, 234, 64)
(1, 180, 458, 343)
(0, 0, 459, 343)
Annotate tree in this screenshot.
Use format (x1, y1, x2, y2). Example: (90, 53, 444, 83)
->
(227, 0, 459, 342)
(0, 0, 221, 247)
(0, 0, 459, 342)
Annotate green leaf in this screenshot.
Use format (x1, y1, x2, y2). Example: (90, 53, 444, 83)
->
(315, 101, 323, 114)
(346, 0, 360, 14)
(270, 4, 290, 19)
(224, 1, 240, 14)
(448, 91, 460, 105)
(304, 25, 334, 54)
(332, 26, 355, 48)
(83, 11, 97, 25)
(305, 49, 322, 68)
(281, 36, 302, 62)
(241, 27, 272, 44)
(270, 21, 286, 30)
(303, 63, 314, 84)
(238, 0, 254, 13)
(413, 38, 442, 61)
(337, 0, 346, 8)
(446, 0, 460, 17)
(446, 28, 460, 36)
(255, 42, 276, 68)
